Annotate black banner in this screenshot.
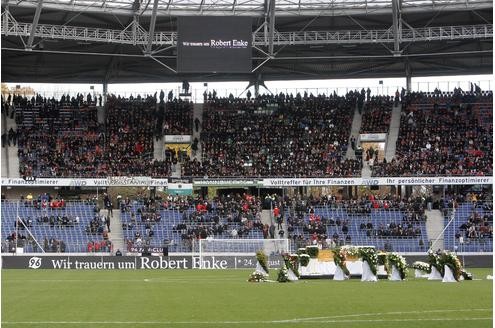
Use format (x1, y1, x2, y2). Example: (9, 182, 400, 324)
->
(1, 255, 284, 270)
(177, 16, 252, 73)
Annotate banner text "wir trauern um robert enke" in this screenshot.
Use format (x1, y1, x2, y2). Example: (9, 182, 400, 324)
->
(2, 255, 280, 270)
(181, 39, 249, 49)
(49, 257, 228, 270)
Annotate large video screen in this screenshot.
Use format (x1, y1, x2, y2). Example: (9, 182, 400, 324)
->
(177, 17, 252, 73)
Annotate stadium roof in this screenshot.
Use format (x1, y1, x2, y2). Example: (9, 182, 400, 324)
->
(1, 0, 493, 83)
(7, 0, 493, 17)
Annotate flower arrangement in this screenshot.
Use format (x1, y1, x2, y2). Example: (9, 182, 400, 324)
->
(411, 261, 431, 273)
(277, 264, 290, 283)
(427, 250, 443, 276)
(296, 248, 307, 256)
(333, 247, 350, 276)
(342, 245, 359, 258)
(306, 245, 319, 258)
(256, 250, 269, 273)
(359, 247, 378, 275)
(248, 271, 268, 282)
(299, 254, 310, 267)
(283, 253, 300, 278)
(377, 252, 387, 266)
(461, 269, 473, 280)
(439, 251, 463, 281)
(386, 252, 408, 280)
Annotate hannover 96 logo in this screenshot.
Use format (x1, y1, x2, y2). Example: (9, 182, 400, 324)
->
(28, 257, 42, 269)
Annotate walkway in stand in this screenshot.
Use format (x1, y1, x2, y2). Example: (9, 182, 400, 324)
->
(191, 103, 203, 162)
(426, 209, 445, 251)
(107, 209, 125, 254)
(2, 108, 20, 178)
(385, 102, 402, 162)
(345, 102, 363, 160)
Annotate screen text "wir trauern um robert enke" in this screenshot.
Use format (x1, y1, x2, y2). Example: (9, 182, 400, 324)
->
(182, 40, 249, 48)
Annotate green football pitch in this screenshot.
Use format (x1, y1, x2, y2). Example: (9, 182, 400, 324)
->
(2, 268, 493, 328)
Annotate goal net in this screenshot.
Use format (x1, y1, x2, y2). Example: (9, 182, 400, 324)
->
(197, 238, 290, 258)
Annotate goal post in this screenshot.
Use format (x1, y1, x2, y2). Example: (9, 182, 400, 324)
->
(197, 239, 290, 268)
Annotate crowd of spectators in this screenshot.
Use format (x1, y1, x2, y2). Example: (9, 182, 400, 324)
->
(123, 193, 266, 251)
(2, 233, 67, 253)
(282, 193, 428, 248)
(87, 240, 113, 253)
(440, 191, 493, 243)
(10, 93, 176, 177)
(105, 95, 155, 176)
(17, 191, 487, 254)
(6, 86, 493, 178)
(163, 99, 193, 135)
(1, 192, 110, 252)
(196, 92, 362, 177)
(177, 193, 264, 243)
(372, 90, 493, 177)
(14, 94, 106, 177)
(1, 127, 19, 148)
(360, 95, 393, 133)
(373, 222, 421, 238)
(457, 213, 492, 240)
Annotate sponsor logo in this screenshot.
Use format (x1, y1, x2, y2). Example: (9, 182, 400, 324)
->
(70, 180, 87, 187)
(28, 257, 42, 269)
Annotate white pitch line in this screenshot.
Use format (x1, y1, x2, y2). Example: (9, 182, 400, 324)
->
(281, 308, 493, 322)
(5, 278, 242, 283)
(1, 317, 492, 325)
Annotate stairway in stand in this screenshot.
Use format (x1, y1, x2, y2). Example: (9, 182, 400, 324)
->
(361, 161, 372, 178)
(385, 102, 402, 162)
(345, 102, 363, 160)
(191, 103, 203, 162)
(425, 209, 445, 251)
(2, 108, 20, 178)
(153, 101, 164, 161)
(107, 209, 125, 254)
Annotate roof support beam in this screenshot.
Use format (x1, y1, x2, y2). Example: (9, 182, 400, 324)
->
(267, 0, 275, 55)
(3, 5, 9, 37)
(26, 0, 43, 50)
(149, 55, 177, 73)
(145, 0, 159, 55)
(8, 0, 493, 17)
(391, 0, 402, 56)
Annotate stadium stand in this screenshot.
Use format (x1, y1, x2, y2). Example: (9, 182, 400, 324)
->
(360, 95, 394, 134)
(285, 196, 428, 252)
(164, 99, 193, 135)
(15, 94, 106, 177)
(196, 93, 362, 177)
(441, 192, 493, 252)
(372, 90, 493, 177)
(2, 87, 493, 256)
(1, 197, 111, 253)
(120, 194, 264, 252)
(12, 94, 176, 177)
(7, 88, 493, 179)
(105, 95, 156, 176)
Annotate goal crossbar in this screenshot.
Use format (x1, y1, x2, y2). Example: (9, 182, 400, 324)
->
(197, 239, 290, 266)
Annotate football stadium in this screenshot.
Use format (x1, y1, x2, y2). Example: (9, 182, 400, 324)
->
(0, 0, 493, 327)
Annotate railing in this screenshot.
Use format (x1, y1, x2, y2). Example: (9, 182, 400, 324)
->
(3, 80, 492, 104)
(1, 241, 113, 254)
(7, 0, 494, 16)
(1, 199, 108, 254)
